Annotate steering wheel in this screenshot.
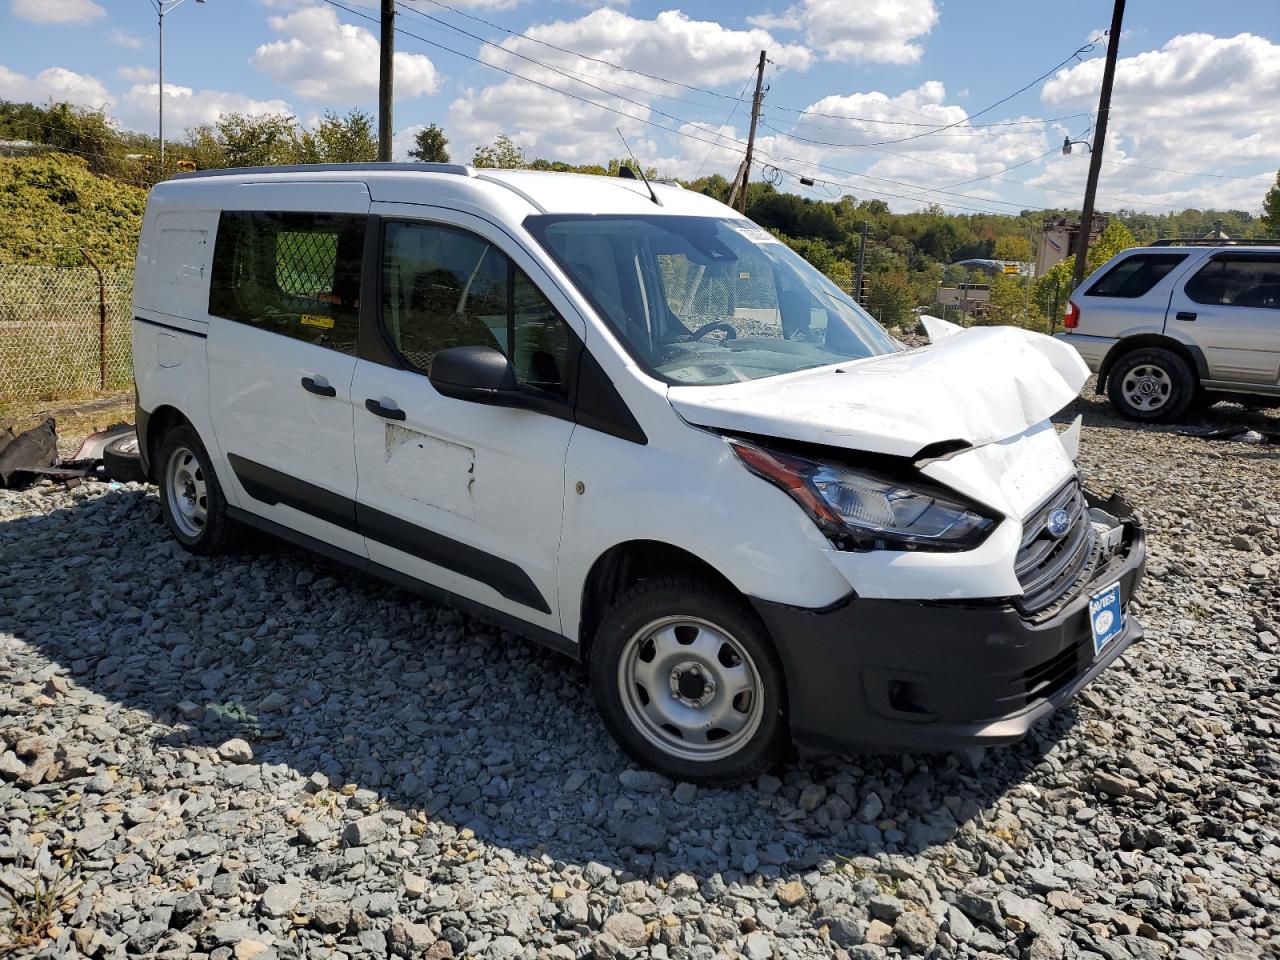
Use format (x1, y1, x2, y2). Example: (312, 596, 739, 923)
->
(689, 321, 738, 341)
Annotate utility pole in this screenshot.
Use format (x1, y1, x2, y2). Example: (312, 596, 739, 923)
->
(378, 0, 395, 162)
(853, 220, 868, 304)
(1071, 0, 1125, 291)
(738, 50, 767, 214)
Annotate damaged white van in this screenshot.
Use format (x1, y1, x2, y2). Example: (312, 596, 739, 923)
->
(131, 163, 1146, 783)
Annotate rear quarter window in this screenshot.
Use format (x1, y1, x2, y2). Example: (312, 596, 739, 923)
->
(208, 211, 365, 354)
(1085, 253, 1187, 298)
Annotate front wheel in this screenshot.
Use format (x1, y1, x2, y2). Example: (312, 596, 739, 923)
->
(1107, 347, 1195, 422)
(589, 577, 789, 785)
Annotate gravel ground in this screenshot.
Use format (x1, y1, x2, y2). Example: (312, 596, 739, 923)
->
(1, 389, 1277, 960)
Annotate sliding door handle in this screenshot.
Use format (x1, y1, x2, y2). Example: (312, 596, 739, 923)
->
(365, 398, 406, 421)
(1175, 311, 1197, 322)
(300, 375, 336, 397)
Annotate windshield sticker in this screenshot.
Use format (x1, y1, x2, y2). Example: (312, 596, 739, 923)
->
(727, 221, 782, 245)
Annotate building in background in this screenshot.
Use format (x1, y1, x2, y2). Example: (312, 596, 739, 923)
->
(1037, 216, 1107, 275)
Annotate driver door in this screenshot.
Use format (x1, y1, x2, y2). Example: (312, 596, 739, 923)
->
(350, 205, 584, 633)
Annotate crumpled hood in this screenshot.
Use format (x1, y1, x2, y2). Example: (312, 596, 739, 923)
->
(668, 325, 1090, 458)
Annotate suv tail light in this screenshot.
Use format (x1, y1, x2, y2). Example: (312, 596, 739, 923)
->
(1063, 301, 1080, 329)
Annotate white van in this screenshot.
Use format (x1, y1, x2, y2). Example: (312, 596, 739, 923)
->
(131, 163, 1146, 783)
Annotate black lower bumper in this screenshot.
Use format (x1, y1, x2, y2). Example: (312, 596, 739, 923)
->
(752, 518, 1146, 754)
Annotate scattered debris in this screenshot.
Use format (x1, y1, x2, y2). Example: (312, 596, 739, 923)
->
(0, 418, 57, 488)
(0, 418, 142, 489)
(1180, 425, 1279, 444)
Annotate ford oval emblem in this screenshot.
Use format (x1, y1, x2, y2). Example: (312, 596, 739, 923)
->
(1046, 508, 1072, 539)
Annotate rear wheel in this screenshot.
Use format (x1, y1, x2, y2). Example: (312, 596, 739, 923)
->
(590, 577, 788, 785)
(157, 424, 238, 555)
(1107, 347, 1195, 422)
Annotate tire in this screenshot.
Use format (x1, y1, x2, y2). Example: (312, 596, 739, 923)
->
(101, 433, 147, 484)
(156, 423, 239, 555)
(589, 576, 789, 785)
(1106, 347, 1195, 422)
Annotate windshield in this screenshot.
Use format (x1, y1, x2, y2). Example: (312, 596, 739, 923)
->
(525, 214, 900, 386)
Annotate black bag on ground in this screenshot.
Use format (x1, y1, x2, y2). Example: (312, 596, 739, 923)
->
(0, 418, 58, 487)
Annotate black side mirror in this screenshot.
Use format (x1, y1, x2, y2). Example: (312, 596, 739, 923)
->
(428, 345, 519, 405)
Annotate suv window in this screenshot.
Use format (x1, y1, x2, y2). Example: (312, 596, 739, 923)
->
(381, 221, 572, 400)
(1184, 256, 1280, 308)
(1085, 253, 1187, 298)
(209, 211, 365, 354)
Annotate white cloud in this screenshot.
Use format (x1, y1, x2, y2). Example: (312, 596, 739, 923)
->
(1037, 32, 1280, 211)
(110, 29, 145, 50)
(0, 65, 112, 110)
(11, 0, 104, 24)
(116, 83, 293, 134)
(118, 65, 156, 83)
(751, 0, 937, 63)
(449, 8, 811, 164)
(250, 5, 440, 104)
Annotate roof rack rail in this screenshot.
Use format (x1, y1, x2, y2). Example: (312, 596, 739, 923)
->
(1148, 237, 1280, 247)
(173, 162, 474, 180)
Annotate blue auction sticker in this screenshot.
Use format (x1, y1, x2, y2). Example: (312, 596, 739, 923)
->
(1089, 581, 1124, 655)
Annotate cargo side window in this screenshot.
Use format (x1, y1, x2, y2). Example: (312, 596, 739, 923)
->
(380, 221, 572, 401)
(1084, 253, 1187, 299)
(1184, 256, 1280, 309)
(208, 211, 365, 354)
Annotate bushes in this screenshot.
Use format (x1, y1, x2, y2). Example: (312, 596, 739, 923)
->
(0, 154, 146, 267)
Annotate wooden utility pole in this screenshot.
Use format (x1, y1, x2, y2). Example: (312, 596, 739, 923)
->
(378, 0, 395, 162)
(1071, 0, 1125, 290)
(738, 50, 767, 214)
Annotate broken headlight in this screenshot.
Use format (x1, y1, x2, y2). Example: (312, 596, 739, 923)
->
(726, 437, 996, 552)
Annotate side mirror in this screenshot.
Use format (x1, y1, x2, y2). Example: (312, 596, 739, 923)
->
(428, 345, 520, 405)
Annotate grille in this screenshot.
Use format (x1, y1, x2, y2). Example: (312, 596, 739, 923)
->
(1015, 480, 1097, 617)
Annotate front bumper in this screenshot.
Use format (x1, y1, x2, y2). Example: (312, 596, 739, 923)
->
(752, 500, 1146, 754)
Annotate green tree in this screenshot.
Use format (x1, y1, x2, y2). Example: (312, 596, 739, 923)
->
(1263, 170, 1280, 236)
(472, 134, 524, 169)
(214, 112, 300, 168)
(864, 271, 914, 327)
(295, 109, 376, 164)
(982, 272, 1045, 330)
(1087, 219, 1137, 271)
(992, 235, 1032, 262)
(408, 123, 450, 163)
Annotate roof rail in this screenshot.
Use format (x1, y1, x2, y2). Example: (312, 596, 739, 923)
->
(173, 162, 475, 180)
(1148, 237, 1280, 247)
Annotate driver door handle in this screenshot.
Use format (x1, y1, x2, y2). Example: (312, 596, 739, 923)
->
(365, 398, 406, 421)
(1175, 311, 1197, 322)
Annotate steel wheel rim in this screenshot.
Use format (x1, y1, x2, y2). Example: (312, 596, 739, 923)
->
(116, 435, 139, 455)
(1121, 364, 1172, 411)
(164, 445, 208, 538)
(618, 615, 765, 763)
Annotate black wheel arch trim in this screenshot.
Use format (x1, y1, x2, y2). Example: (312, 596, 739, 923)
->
(1096, 335, 1207, 393)
(226, 453, 551, 614)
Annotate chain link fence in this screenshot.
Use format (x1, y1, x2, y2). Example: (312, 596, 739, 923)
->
(0, 265, 135, 403)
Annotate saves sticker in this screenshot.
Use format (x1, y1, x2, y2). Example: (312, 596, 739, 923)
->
(300, 314, 335, 329)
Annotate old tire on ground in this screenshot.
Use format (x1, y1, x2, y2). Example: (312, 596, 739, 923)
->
(589, 576, 789, 785)
(1107, 347, 1195, 422)
(157, 423, 239, 555)
(101, 433, 147, 484)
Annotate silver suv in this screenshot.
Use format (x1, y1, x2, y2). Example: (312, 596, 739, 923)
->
(1056, 240, 1280, 421)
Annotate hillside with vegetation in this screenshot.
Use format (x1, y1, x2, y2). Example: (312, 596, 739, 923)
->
(4, 99, 1277, 329)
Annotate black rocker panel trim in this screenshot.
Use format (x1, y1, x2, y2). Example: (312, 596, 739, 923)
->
(227, 453, 357, 532)
(226, 454, 550, 613)
(226, 506, 576, 658)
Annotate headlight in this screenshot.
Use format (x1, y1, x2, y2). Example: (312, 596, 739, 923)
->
(726, 437, 996, 552)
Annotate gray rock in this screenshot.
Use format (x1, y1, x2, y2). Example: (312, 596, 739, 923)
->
(603, 912, 648, 947)
(343, 814, 387, 847)
(893, 911, 939, 953)
(217, 738, 254, 763)
(258, 882, 301, 918)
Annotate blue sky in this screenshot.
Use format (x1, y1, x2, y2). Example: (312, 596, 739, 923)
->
(3, 0, 1278, 214)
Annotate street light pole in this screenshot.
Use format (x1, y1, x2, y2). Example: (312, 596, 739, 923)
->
(154, 0, 204, 173)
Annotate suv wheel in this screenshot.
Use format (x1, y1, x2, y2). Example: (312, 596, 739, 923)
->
(590, 577, 789, 785)
(157, 424, 239, 555)
(1107, 347, 1195, 422)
